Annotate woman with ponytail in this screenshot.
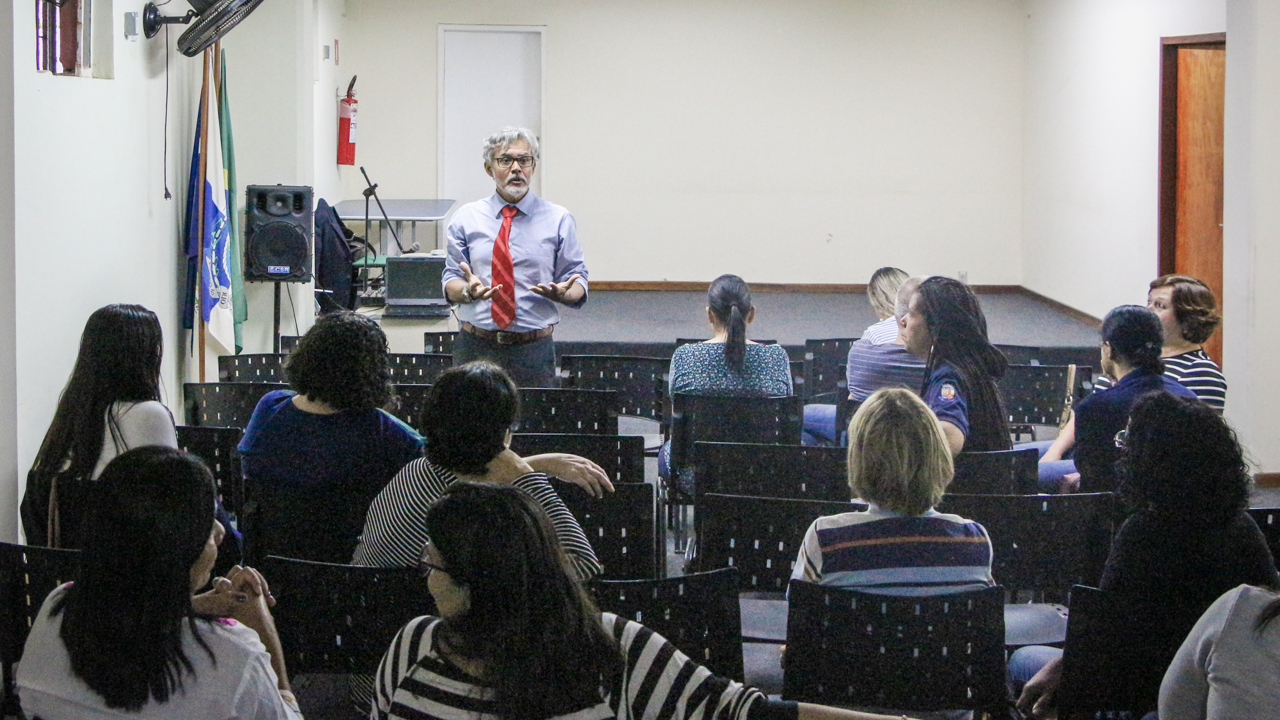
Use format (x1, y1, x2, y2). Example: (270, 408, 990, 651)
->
(668, 274, 792, 397)
(1071, 305, 1197, 492)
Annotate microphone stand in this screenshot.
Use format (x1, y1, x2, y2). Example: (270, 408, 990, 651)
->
(360, 166, 417, 255)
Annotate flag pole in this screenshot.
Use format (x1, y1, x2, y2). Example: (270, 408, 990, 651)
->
(196, 49, 212, 382)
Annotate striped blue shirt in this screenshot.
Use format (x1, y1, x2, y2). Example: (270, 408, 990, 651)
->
(791, 504, 994, 596)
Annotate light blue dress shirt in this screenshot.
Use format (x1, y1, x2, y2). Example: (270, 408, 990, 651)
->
(443, 191, 589, 333)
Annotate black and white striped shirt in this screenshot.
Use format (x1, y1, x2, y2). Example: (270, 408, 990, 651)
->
(1092, 348, 1226, 411)
(372, 614, 790, 720)
(352, 460, 602, 582)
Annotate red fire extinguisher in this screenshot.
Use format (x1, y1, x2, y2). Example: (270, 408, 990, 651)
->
(338, 76, 357, 165)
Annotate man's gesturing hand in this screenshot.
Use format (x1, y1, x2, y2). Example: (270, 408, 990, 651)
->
(459, 261, 501, 303)
(530, 274, 583, 304)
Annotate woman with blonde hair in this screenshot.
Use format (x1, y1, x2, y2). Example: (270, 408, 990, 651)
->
(791, 387, 993, 595)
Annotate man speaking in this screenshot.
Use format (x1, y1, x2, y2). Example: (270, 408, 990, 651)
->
(443, 127, 587, 387)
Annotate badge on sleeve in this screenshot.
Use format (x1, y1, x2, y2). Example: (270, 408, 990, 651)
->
(940, 383, 957, 401)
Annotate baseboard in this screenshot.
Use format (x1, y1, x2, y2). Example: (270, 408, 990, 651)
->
(1255, 473, 1280, 489)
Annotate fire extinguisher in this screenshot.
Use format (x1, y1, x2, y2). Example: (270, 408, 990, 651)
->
(338, 76, 357, 166)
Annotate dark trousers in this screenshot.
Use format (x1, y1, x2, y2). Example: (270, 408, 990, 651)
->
(453, 330, 558, 388)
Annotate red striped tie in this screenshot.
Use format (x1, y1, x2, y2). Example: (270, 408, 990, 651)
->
(490, 205, 519, 329)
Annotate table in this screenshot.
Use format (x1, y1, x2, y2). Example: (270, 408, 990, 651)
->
(333, 199, 455, 253)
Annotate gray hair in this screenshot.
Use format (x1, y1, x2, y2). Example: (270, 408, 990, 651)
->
(482, 127, 541, 165)
(867, 267, 909, 319)
(894, 276, 927, 322)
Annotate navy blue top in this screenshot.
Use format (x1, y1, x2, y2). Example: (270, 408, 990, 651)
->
(923, 362, 969, 438)
(238, 389, 425, 562)
(1073, 369, 1196, 492)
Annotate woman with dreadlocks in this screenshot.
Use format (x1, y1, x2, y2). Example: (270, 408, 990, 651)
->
(899, 277, 1011, 456)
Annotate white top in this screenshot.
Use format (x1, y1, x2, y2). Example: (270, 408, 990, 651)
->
(92, 400, 178, 479)
(862, 316, 900, 345)
(1159, 584, 1280, 720)
(17, 584, 303, 720)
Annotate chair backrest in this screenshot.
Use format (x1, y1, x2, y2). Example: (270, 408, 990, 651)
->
(279, 335, 301, 353)
(999, 364, 1075, 437)
(387, 353, 453, 384)
(510, 434, 645, 485)
(550, 479, 660, 580)
(804, 338, 858, 402)
(1057, 585, 1174, 717)
(424, 331, 458, 355)
(951, 448, 1039, 494)
(694, 442, 849, 503)
(1, 542, 81, 713)
(218, 353, 287, 382)
(695, 494, 867, 592)
(176, 425, 245, 515)
(559, 355, 668, 425)
(788, 360, 806, 400)
(591, 567, 744, 680)
(241, 473, 384, 565)
(183, 382, 290, 429)
(517, 388, 619, 435)
(1247, 507, 1280, 565)
(995, 344, 1040, 365)
(669, 395, 803, 477)
(387, 384, 433, 433)
(783, 581, 1007, 712)
(259, 555, 437, 675)
(937, 493, 1114, 599)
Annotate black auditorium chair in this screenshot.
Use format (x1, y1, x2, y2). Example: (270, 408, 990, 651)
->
(517, 388, 619, 435)
(258, 556, 437, 675)
(388, 384, 432, 433)
(590, 568, 744, 681)
(218, 353, 287, 382)
(693, 493, 866, 594)
(784, 581, 1007, 716)
(550, 478, 661, 580)
(693, 441, 849, 503)
(176, 425, 245, 516)
(951, 448, 1040, 494)
(386, 353, 453, 384)
(803, 338, 859, 403)
(279, 335, 301, 353)
(510, 433, 645, 485)
(788, 360, 806, 400)
(423, 331, 457, 355)
(184, 382, 289, 429)
(1247, 507, 1280, 563)
(999, 364, 1078, 441)
(0, 543, 81, 716)
(559, 355, 668, 433)
(995, 344, 1040, 365)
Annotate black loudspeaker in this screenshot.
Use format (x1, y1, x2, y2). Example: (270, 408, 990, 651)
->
(245, 185, 313, 282)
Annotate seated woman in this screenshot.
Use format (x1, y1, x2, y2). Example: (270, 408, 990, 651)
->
(1159, 584, 1280, 720)
(1012, 392, 1278, 719)
(861, 266, 912, 344)
(354, 361, 602, 581)
(21, 304, 238, 558)
(1072, 306, 1196, 492)
(18, 447, 298, 719)
(793, 387, 993, 595)
(1034, 273, 1226, 488)
(899, 277, 1011, 456)
(238, 311, 427, 563)
(372, 481, 912, 720)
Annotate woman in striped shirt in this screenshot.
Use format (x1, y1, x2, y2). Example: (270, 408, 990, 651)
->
(373, 482, 913, 720)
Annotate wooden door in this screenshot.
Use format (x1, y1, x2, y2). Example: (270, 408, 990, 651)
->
(1159, 36, 1225, 364)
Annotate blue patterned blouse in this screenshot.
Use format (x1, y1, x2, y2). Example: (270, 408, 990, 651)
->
(668, 342, 794, 397)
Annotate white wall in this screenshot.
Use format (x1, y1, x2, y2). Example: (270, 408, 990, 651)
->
(0, 2, 15, 541)
(1223, 0, 1280, 472)
(341, 0, 1026, 285)
(1021, 0, 1225, 319)
(9, 4, 201, 539)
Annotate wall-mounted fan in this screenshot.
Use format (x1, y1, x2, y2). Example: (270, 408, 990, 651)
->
(143, 0, 266, 57)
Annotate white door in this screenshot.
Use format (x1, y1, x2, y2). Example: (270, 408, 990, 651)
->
(439, 26, 543, 228)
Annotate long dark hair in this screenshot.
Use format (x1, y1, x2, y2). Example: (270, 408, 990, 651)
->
(424, 362, 520, 475)
(425, 482, 621, 718)
(30, 304, 163, 483)
(54, 447, 218, 710)
(1101, 305, 1164, 376)
(1117, 391, 1250, 525)
(708, 274, 752, 371)
(285, 311, 392, 410)
(913, 277, 1011, 451)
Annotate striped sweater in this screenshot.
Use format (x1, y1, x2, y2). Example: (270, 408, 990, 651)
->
(1092, 348, 1226, 411)
(792, 505, 994, 596)
(353, 461, 602, 582)
(372, 613, 793, 720)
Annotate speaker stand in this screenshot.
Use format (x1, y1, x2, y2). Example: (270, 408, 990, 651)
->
(273, 282, 282, 354)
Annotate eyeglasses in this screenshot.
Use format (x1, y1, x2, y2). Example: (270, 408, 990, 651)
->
(1114, 428, 1129, 449)
(494, 155, 535, 169)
